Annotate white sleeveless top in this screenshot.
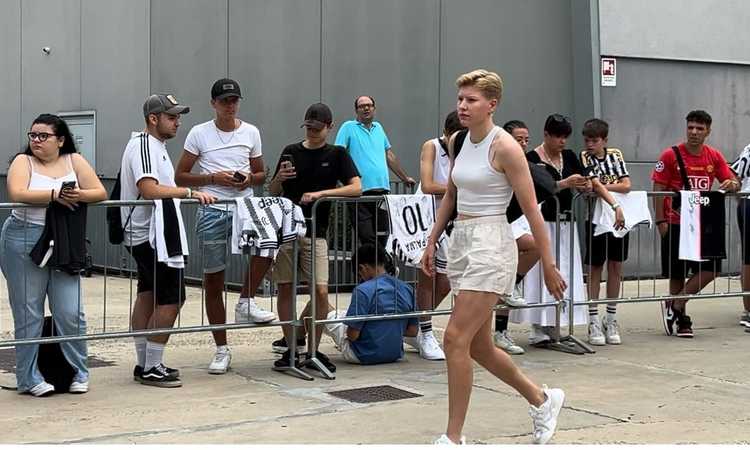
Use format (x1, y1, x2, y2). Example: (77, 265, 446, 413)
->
(416, 138, 451, 207)
(451, 126, 513, 216)
(12, 154, 78, 226)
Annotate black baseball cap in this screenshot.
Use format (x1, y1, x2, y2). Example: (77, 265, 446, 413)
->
(301, 103, 333, 129)
(143, 94, 190, 117)
(211, 78, 242, 100)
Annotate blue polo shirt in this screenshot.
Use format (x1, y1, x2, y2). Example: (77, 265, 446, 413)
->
(335, 120, 391, 192)
(346, 274, 417, 364)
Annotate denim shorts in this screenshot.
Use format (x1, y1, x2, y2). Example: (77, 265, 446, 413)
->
(196, 206, 233, 274)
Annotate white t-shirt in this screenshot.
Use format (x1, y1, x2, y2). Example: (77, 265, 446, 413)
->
(415, 138, 451, 209)
(120, 132, 178, 246)
(183, 120, 262, 205)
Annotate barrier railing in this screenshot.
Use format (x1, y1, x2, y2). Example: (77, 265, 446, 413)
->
(2, 189, 749, 385)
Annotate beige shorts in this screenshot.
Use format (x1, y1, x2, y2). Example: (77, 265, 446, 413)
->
(446, 215, 518, 297)
(272, 237, 329, 285)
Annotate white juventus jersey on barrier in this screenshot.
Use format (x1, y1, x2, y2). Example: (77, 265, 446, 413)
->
(679, 190, 704, 262)
(231, 196, 307, 256)
(384, 194, 447, 271)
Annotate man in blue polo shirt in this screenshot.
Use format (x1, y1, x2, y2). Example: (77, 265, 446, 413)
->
(323, 244, 418, 364)
(335, 95, 415, 250)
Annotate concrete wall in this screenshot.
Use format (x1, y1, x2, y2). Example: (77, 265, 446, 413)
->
(0, 0, 585, 179)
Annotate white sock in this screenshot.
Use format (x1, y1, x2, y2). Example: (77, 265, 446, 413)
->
(216, 345, 229, 354)
(144, 341, 165, 371)
(134, 337, 147, 367)
(607, 312, 617, 322)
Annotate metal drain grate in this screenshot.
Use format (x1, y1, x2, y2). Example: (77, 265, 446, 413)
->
(0, 348, 116, 373)
(328, 385, 422, 404)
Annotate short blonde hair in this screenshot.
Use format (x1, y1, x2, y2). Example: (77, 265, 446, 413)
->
(455, 69, 503, 101)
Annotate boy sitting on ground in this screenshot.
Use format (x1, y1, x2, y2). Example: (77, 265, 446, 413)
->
(323, 244, 418, 364)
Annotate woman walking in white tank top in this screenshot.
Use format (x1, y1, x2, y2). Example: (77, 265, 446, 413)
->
(423, 70, 567, 445)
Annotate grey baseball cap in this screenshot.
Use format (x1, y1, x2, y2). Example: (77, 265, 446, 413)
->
(143, 94, 190, 117)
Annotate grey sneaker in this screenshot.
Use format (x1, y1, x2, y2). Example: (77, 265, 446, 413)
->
(602, 317, 621, 345)
(493, 330, 525, 355)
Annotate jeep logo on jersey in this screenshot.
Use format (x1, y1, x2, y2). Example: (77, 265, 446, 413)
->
(688, 193, 710, 207)
(688, 176, 710, 190)
(402, 204, 429, 235)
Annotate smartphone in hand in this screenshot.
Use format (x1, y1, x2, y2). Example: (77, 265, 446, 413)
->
(280, 154, 295, 168)
(232, 171, 247, 182)
(61, 181, 76, 192)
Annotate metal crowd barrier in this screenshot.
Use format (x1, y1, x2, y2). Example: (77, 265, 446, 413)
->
(2, 189, 749, 384)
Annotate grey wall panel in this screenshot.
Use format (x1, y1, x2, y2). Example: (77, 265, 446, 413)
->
(441, 0, 575, 147)
(228, 0, 321, 168)
(81, 0, 150, 177)
(600, 58, 750, 162)
(21, 0, 81, 141)
(150, 0, 228, 161)
(322, 0, 440, 179)
(0, 0, 21, 171)
(599, 0, 750, 65)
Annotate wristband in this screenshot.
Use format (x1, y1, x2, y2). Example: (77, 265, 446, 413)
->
(50, 189, 55, 202)
(210, 174, 214, 184)
(610, 203, 620, 211)
(186, 188, 192, 199)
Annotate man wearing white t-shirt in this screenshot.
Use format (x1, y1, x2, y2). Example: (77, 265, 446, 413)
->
(120, 94, 215, 388)
(175, 79, 275, 375)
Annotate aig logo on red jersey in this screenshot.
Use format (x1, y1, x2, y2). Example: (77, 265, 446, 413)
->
(688, 175, 710, 190)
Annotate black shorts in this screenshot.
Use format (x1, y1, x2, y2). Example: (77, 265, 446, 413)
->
(660, 223, 721, 280)
(737, 199, 750, 265)
(583, 221, 629, 266)
(126, 242, 186, 305)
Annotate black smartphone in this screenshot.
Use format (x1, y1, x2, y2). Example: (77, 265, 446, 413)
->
(61, 181, 76, 192)
(232, 171, 247, 182)
(280, 154, 295, 168)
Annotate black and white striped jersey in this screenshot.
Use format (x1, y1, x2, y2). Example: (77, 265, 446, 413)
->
(231, 196, 307, 257)
(580, 148, 629, 185)
(730, 143, 750, 193)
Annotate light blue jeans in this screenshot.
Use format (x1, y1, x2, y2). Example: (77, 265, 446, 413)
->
(0, 216, 88, 392)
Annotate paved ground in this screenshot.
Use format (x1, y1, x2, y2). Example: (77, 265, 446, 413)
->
(1, 274, 749, 444)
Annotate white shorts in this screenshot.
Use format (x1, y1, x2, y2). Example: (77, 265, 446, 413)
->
(446, 215, 518, 297)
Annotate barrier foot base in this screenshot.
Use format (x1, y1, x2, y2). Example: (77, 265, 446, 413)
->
(300, 357, 336, 380)
(272, 365, 315, 381)
(559, 334, 595, 353)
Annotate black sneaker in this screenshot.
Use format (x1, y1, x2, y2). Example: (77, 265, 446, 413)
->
(139, 364, 182, 388)
(273, 349, 300, 368)
(133, 364, 180, 381)
(660, 300, 676, 336)
(676, 314, 694, 338)
(305, 351, 337, 373)
(271, 336, 306, 354)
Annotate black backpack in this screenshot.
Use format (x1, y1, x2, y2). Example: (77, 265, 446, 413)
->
(106, 171, 139, 245)
(37, 316, 76, 393)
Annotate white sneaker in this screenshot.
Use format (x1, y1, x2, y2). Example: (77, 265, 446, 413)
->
(434, 434, 465, 445)
(529, 324, 551, 345)
(69, 380, 89, 394)
(505, 284, 527, 307)
(417, 332, 446, 360)
(235, 299, 275, 324)
(529, 385, 565, 444)
(208, 348, 232, 374)
(493, 330, 525, 355)
(29, 381, 55, 397)
(602, 317, 621, 345)
(587, 319, 605, 346)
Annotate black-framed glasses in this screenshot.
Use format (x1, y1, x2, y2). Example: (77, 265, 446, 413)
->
(27, 132, 57, 142)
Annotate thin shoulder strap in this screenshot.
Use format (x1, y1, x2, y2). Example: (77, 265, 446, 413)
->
(26, 154, 35, 173)
(66, 153, 75, 172)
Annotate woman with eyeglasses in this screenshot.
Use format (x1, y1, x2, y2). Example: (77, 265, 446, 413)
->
(510, 114, 624, 345)
(1, 114, 106, 397)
